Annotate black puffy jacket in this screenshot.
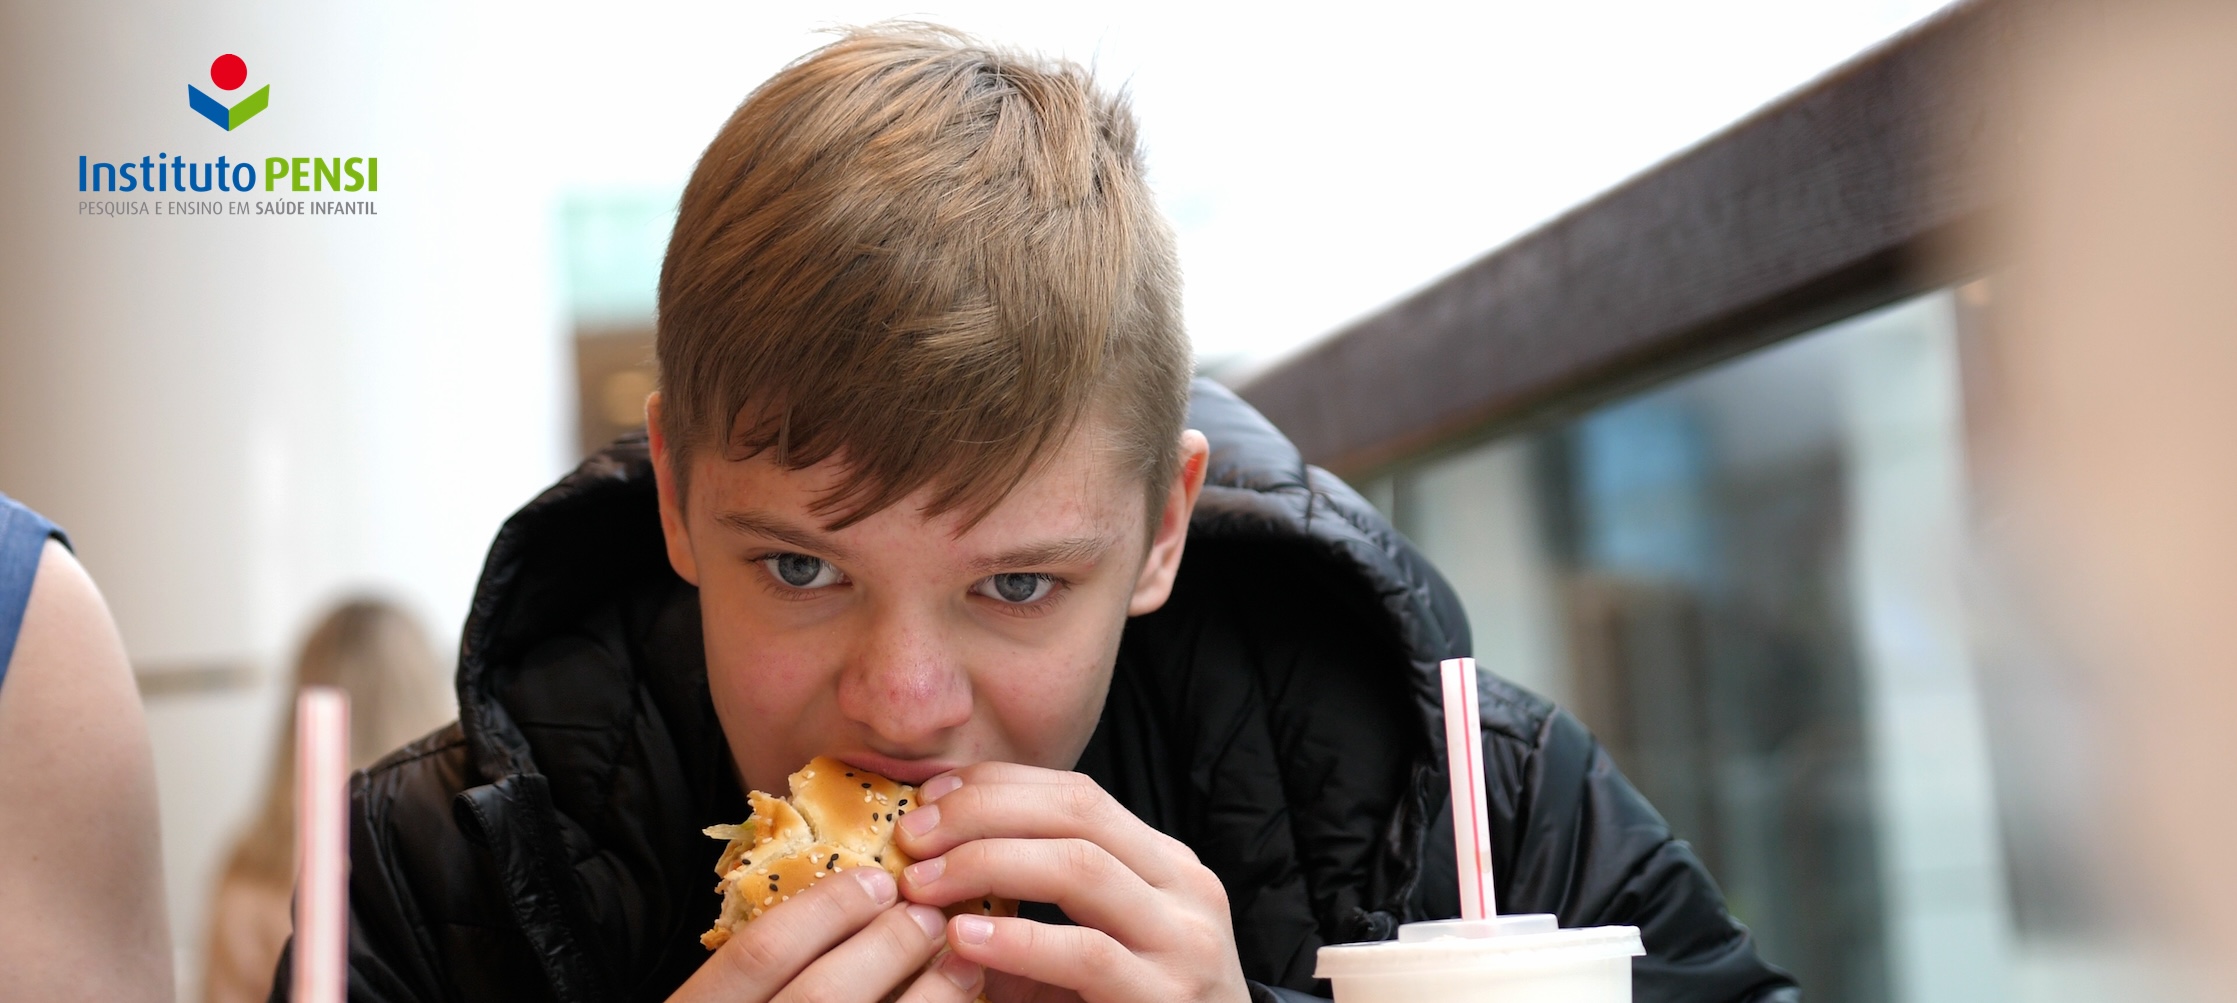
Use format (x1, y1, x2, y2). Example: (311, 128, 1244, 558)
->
(273, 380, 1799, 1003)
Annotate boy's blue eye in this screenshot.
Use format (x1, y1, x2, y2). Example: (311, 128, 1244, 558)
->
(975, 572, 1054, 605)
(764, 553, 843, 589)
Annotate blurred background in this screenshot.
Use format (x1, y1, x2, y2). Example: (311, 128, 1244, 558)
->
(5, 0, 2232, 1000)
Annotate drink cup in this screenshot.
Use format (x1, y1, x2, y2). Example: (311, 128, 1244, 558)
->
(1314, 915, 1644, 1003)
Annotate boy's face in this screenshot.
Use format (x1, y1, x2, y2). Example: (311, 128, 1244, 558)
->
(648, 395, 1208, 795)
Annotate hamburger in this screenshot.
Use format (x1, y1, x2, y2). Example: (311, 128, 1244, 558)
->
(701, 755, 1017, 963)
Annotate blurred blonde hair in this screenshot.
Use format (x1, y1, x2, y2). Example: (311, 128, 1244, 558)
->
(224, 598, 453, 883)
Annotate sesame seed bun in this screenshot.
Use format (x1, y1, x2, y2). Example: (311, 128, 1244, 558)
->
(701, 756, 1016, 1000)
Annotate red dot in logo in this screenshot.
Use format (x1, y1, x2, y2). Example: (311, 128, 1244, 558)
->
(210, 54, 248, 91)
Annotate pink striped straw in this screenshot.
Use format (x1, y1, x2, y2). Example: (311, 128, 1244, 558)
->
(1439, 658, 1497, 920)
(293, 687, 351, 1003)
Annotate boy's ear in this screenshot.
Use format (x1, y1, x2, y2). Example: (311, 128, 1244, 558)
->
(645, 392, 702, 586)
(1129, 429, 1211, 616)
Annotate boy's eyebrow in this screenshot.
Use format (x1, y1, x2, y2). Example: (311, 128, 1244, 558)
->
(712, 510, 859, 563)
(968, 536, 1112, 574)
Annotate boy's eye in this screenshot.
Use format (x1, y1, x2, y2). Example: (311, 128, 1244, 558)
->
(973, 572, 1055, 605)
(762, 553, 844, 590)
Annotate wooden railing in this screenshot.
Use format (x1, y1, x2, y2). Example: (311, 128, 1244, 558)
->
(1236, 0, 2047, 479)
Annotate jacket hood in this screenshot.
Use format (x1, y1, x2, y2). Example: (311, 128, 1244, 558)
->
(1179, 379, 1473, 740)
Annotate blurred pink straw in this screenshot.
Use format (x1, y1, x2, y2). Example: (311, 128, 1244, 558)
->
(293, 687, 350, 1003)
(1439, 658, 1497, 919)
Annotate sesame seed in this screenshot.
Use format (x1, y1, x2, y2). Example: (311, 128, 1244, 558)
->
(845, 772, 855, 777)
(861, 782, 872, 789)
(898, 799, 908, 806)
(885, 813, 893, 821)
(763, 896, 774, 905)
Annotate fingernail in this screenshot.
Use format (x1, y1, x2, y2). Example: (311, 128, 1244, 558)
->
(920, 775, 962, 802)
(906, 904, 945, 940)
(853, 867, 896, 906)
(899, 803, 940, 836)
(953, 914, 995, 946)
(903, 856, 944, 886)
(938, 952, 984, 990)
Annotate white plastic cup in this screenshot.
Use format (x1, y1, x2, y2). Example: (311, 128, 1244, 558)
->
(1315, 916, 1644, 1003)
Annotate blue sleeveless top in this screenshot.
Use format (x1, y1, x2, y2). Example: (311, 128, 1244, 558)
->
(0, 492, 70, 691)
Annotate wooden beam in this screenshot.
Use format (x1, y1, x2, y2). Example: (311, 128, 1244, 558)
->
(1235, 0, 2022, 477)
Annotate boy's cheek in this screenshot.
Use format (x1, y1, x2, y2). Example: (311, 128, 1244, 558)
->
(704, 634, 842, 789)
(974, 634, 1122, 770)
(697, 581, 840, 705)
(705, 641, 814, 724)
(968, 587, 1130, 768)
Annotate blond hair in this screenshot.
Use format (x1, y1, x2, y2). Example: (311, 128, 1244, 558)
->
(656, 22, 1190, 528)
(222, 598, 452, 884)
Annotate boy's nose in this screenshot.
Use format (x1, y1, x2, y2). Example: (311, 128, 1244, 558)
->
(837, 605, 974, 747)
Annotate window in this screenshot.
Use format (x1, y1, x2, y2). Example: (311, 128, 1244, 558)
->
(1372, 290, 2020, 1002)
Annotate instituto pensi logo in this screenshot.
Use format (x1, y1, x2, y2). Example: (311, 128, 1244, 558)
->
(75, 49, 380, 216)
(189, 54, 268, 131)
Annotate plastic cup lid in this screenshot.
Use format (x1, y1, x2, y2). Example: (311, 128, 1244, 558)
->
(1314, 921, 1645, 978)
(1399, 915, 1559, 941)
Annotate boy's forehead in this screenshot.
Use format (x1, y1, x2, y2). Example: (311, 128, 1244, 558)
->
(689, 417, 1145, 547)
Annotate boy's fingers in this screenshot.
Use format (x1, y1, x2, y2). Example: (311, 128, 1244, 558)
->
(920, 760, 1066, 792)
(889, 951, 985, 1003)
(704, 867, 899, 999)
(772, 902, 947, 1003)
(945, 915, 1150, 1000)
(982, 970, 1085, 1003)
(895, 768, 1190, 887)
(900, 837, 1159, 946)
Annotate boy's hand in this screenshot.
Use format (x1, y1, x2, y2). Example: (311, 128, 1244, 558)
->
(892, 762, 1251, 1003)
(667, 864, 986, 1003)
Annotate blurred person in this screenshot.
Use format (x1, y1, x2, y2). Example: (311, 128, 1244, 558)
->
(275, 24, 1796, 1003)
(0, 492, 172, 1001)
(1976, 0, 2237, 995)
(203, 599, 451, 1003)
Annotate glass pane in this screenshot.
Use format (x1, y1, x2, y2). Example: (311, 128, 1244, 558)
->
(1392, 289, 2016, 1003)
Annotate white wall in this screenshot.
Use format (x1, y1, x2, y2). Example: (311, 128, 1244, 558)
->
(0, 4, 570, 990)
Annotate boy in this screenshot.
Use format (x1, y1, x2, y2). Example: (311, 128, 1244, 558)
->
(282, 24, 1797, 1003)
